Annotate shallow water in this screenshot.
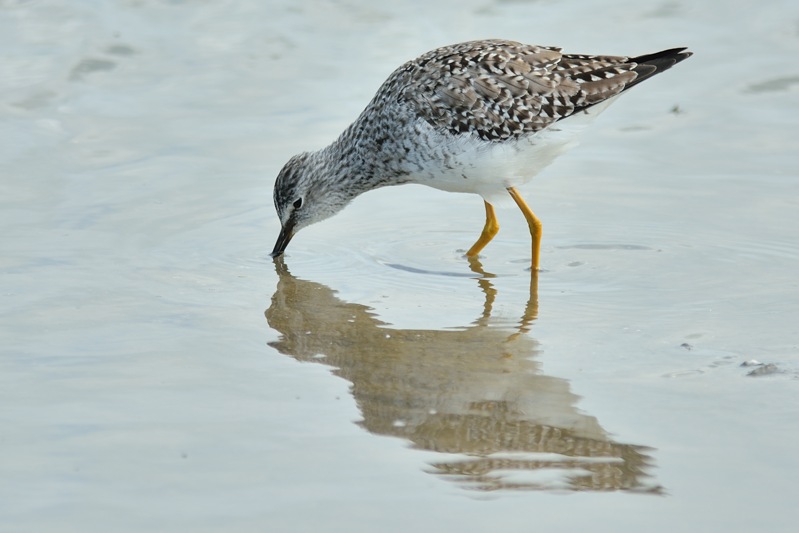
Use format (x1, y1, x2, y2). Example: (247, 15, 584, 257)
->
(2, 0, 798, 531)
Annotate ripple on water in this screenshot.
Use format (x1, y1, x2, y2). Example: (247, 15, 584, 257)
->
(285, 231, 482, 293)
(264, 205, 799, 322)
(557, 243, 652, 251)
(536, 214, 799, 328)
(272, 222, 541, 331)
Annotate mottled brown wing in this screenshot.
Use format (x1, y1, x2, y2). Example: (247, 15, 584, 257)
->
(393, 39, 668, 142)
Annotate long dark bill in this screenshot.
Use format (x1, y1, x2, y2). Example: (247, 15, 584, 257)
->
(270, 224, 294, 258)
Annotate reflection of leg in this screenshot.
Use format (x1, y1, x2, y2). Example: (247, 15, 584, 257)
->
(466, 255, 497, 324)
(468, 255, 538, 336)
(508, 268, 539, 340)
(521, 268, 539, 332)
(507, 187, 543, 270)
(466, 200, 500, 257)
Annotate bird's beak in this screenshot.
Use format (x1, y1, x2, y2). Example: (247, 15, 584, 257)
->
(271, 222, 294, 258)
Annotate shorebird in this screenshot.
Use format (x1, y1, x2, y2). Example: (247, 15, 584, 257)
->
(270, 39, 691, 269)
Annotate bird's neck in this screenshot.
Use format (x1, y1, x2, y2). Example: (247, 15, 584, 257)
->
(320, 114, 415, 195)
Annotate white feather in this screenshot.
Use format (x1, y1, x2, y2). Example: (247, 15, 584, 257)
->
(410, 96, 620, 203)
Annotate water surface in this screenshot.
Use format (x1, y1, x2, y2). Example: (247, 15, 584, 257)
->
(1, 1, 798, 532)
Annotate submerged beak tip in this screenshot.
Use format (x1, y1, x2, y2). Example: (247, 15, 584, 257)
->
(271, 224, 294, 258)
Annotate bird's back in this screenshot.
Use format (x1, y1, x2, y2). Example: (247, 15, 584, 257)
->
(373, 39, 691, 143)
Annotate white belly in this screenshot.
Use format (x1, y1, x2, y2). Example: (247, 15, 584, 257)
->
(409, 97, 619, 202)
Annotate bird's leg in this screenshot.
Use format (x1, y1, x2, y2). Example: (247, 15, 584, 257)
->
(466, 200, 500, 257)
(507, 187, 543, 270)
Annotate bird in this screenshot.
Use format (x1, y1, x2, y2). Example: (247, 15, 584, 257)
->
(270, 39, 691, 269)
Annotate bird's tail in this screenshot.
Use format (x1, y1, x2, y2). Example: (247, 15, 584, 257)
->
(626, 47, 693, 91)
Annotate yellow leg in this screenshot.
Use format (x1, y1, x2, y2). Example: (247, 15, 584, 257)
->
(466, 201, 500, 257)
(507, 187, 543, 270)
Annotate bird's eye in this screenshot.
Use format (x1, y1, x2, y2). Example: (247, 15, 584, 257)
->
(292, 198, 303, 209)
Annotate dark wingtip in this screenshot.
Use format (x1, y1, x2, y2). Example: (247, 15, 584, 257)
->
(633, 47, 693, 66)
(633, 47, 693, 74)
(622, 47, 692, 92)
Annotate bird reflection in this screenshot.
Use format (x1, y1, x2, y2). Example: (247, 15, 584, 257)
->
(265, 258, 661, 493)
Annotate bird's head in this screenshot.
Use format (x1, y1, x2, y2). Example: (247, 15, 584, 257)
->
(270, 151, 354, 257)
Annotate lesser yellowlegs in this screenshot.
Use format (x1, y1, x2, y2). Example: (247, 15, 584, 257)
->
(271, 39, 691, 269)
